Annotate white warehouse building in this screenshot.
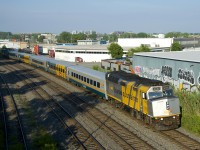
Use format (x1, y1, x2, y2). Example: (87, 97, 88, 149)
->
(55, 45, 128, 62)
(118, 38, 173, 48)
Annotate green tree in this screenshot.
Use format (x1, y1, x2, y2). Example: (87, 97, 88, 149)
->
(109, 33, 118, 42)
(139, 44, 151, 52)
(1, 45, 7, 49)
(127, 45, 150, 57)
(137, 32, 148, 38)
(171, 42, 182, 51)
(88, 31, 97, 40)
(165, 32, 186, 38)
(127, 48, 138, 57)
(38, 35, 45, 43)
(57, 32, 71, 43)
(107, 43, 123, 59)
(71, 33, 87, 43)
(102, 34, 109, 41)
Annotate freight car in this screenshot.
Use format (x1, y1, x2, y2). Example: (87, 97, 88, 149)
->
(3, 50, 181, 130)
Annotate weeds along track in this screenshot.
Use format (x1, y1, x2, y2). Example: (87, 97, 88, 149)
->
(5, 61, 105, 150)
(16, 62, 155, 149)
(0, 67, 28, 150)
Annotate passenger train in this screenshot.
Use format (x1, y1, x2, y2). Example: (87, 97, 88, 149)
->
(2, 50, 181, 130)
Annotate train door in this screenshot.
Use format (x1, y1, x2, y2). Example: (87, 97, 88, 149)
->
(24, 55, 30, 64)
(56, 64, 66, 79)
(141, 91, 148, 115)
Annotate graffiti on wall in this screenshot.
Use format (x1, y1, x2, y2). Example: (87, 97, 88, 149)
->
(178, 68, 195, 85)
(134, 65, 200, 92)
(161, 66, 172, 78)
(198, 74, 200, 85)
(142, 67, 160, 80)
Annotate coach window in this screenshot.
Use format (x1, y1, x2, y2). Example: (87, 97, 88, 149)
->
(71, 72, 73, 76)
(94, 81, 96, 86)
(81, 76, 83, 81)
(87, 78, 89, 83)
(76, 74, 78, 78)
(97, 82, 100, 88)
(78, 75, 81, 80)
(84, 77, 86, 82)
(90, 79, 93, 85)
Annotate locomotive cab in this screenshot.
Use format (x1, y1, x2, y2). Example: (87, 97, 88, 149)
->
(147, 86, 181, 130)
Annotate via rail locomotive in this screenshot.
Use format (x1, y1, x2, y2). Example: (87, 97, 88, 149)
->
(2, 50, 181, 130)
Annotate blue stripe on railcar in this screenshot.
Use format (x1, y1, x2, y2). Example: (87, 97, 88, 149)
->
(68, 78, 105, 98)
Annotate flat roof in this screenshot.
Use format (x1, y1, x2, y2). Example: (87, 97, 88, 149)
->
(55, 45, 108, 50)
(134, 51, 200, 63)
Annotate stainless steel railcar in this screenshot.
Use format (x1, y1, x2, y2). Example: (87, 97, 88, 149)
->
(67, 65, 107, 98)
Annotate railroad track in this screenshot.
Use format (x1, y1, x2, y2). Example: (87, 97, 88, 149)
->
(5, 62, 105, 150)
(0, 73, 28, 150)
(161, 130, 200, 150)
(29, 63, 200, 150)
(28, 67, 155, 149)
(4, 59, 200, 150)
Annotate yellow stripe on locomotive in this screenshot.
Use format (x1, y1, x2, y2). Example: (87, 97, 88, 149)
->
(106, 71, 180, 130)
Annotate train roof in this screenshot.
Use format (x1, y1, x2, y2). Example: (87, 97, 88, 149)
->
(9, 50, 31, 56)
(68, 65, 106, 80)
(106, 71, 163, 86)
(28, 54, 75, 67)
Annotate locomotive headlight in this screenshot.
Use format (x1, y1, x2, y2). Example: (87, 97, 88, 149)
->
(173, 116, 176, 119)
(160, 118, 163, 120)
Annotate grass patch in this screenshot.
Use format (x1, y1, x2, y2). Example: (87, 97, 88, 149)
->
(181, 115, 200, 134)
(93, 65, 110, 72)
(175, 90, 200, 136)
(32, 127, 58, 150)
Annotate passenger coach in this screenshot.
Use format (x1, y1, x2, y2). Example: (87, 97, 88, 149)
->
(67, 65, 107, 98)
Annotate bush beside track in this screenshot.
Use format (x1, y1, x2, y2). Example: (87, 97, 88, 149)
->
(175, 90, 200, 135)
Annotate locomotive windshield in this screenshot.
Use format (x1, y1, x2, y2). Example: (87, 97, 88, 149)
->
(148, 91, 163, 99)
(163, 89, 173, 97)
(148, 86, 174, 100)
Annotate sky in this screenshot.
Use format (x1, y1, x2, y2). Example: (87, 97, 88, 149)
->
(0, 0, 200, 34)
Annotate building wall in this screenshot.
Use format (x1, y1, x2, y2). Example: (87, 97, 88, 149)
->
(55, 52, 112, 62)
(54, 45, 128, 62)
(118, 38, 173, 48)
(0, 41, 28, 49)
(133, 55, 200, 92)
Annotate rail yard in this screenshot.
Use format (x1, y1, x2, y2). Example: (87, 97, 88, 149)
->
(0, 56, 200, 149)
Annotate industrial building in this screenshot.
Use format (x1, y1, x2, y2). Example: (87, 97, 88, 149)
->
(0, 40, 28, 49)
(118, 38, 173, 49)
(101, 58, 134, 73)
(54, 45, 128, 62)
(132, 51, 200, 92)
